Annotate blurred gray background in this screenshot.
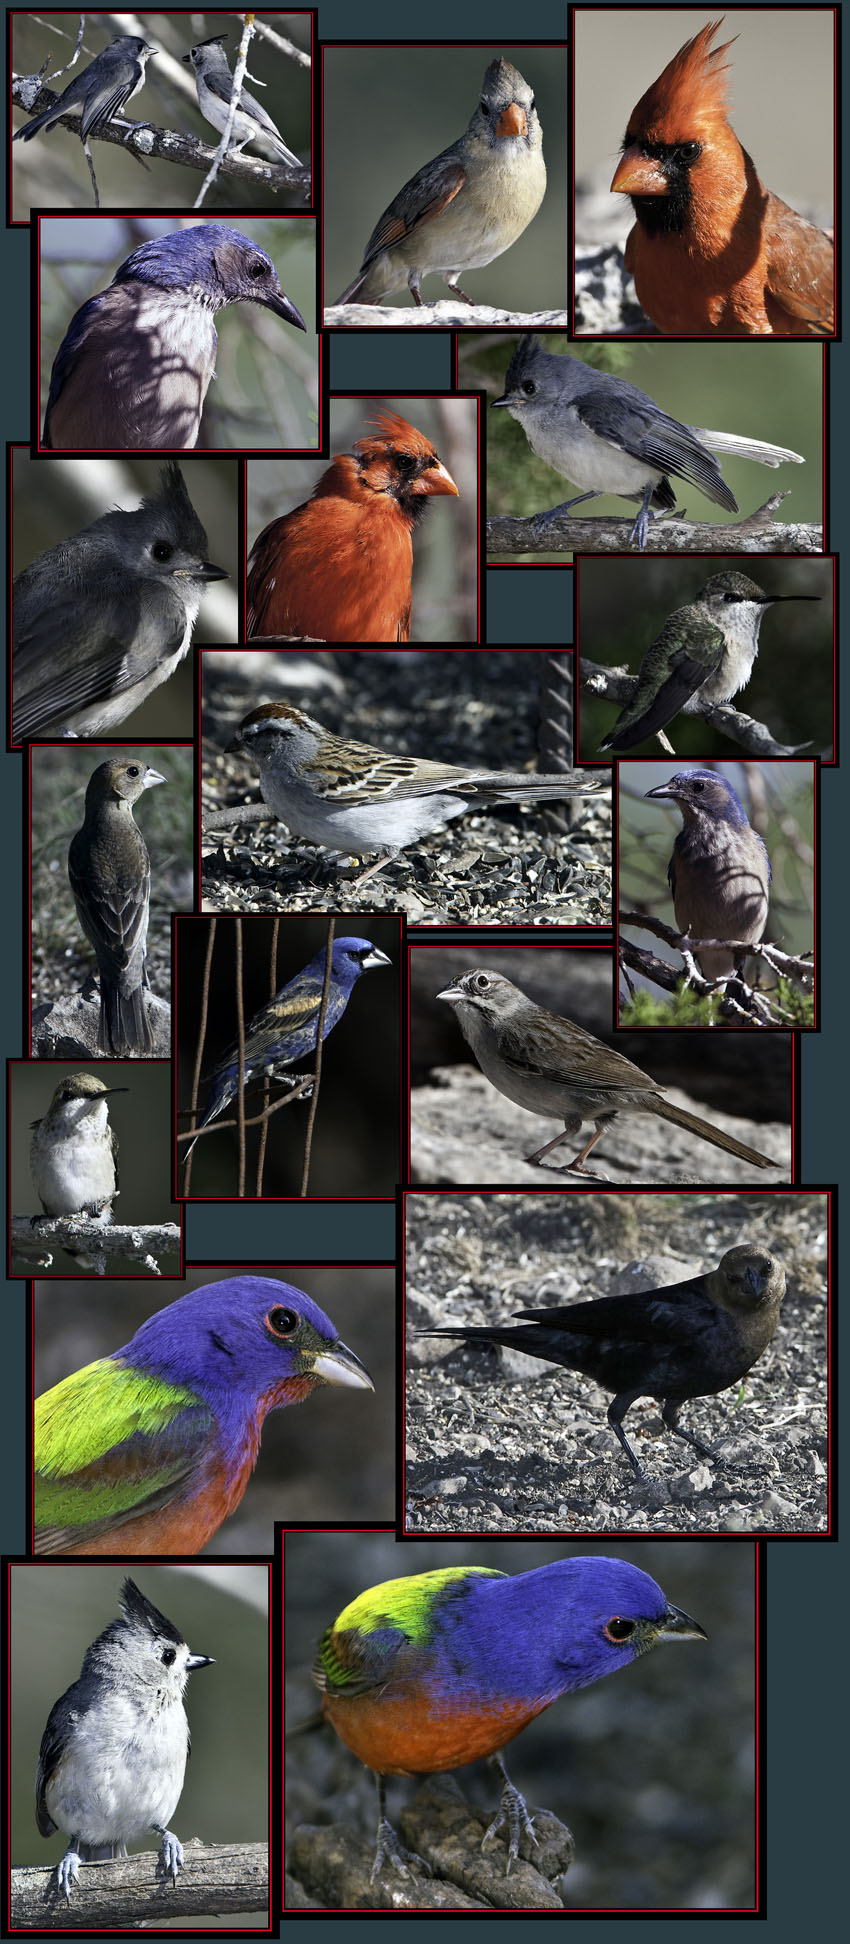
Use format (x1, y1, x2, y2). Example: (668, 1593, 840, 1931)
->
(324, 44, 566, 311)
(619, 758, 815, 1000)
(12, 1561, 268, 1927)
(575, 8, 834, 244)
(12, 1060, 179, 1276)
(38, 217, 317, 452)
(34, 1261, 394, 1551)
(247, 395, 478, 643)
(12, 453, 238, 742)
(285, 1534, 755, 1909)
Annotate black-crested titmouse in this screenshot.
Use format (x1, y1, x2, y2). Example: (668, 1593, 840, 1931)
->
(36, 1578, 213, 1901)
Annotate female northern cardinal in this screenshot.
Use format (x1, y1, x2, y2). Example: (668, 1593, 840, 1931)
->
(246, 413, 459, 642)
(610, 19, 834, 336)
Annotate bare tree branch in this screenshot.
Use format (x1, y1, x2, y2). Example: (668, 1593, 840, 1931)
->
(11, 1218, 181, 1276)
(11, 1840, 267, 1928)
(579, 658, 817, 757)
(488, 496, 822, 556)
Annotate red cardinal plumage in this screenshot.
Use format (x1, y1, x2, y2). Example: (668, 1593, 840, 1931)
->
(246, 413, 459, 643)
(609, 18, 834, 336)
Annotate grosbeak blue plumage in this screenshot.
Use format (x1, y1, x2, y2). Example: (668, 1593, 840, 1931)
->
(183, 936, 391, 1161)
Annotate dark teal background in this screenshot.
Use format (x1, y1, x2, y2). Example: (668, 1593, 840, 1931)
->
(4, 0, 844, 1934)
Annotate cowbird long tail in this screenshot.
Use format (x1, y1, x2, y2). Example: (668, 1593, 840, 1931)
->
(650, 1097, 775, 1168)
(101, 980, 152, 1055)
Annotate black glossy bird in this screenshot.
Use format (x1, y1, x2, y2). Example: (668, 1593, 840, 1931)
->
(422, 1244, 785, 1479)
(68, 758, 165, 1055)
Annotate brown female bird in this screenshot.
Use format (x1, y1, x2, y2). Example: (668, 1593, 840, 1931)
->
(610, 19, 834, 335)
(68, 758, 165, 1054)
(246, 413, 459, 643)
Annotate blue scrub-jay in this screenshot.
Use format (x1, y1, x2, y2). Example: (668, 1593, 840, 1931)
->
(14, 35, 156, 145)
(42, 224, 308, 450)
(182, 36, 302, 169)
(13, 461, 228, 741)
(645, 769, 771, 981)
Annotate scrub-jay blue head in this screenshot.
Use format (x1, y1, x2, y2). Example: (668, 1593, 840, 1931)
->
(183, 36, 302, 169)
(42, 224, 308, 451)
(13, 460, 228, 741)
(14, 35, 156, 144)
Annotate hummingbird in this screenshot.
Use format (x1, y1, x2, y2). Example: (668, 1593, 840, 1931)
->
(68, 758, 166, 1056)
(599, 572, 820, 752)
(30, 1072, 127, 1268)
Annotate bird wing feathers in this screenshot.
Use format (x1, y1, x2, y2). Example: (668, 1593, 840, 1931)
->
(362, 158, 467, 261)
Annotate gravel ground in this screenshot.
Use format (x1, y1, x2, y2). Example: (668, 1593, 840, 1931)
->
(404, 1191, 829, 1535)
(201, 650, 611, 926)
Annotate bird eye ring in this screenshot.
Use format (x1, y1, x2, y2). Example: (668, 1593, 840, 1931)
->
(471, 973, 492, 991)
(266, 1307, 300, 1337)
(605, 1617, 637, 1642)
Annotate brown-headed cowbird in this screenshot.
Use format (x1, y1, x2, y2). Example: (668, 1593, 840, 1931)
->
(423, 1244, 785, 1479)
(68, 758, 165, 1055)
(437, 967, 780, 1174)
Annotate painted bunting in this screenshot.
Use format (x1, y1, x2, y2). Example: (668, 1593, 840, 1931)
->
(35, 1275, 373, 1555)
(312, 1556, 706, 1877)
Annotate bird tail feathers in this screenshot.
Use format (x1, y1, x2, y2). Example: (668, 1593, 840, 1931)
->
(654, 1097, 775, 1168)
(695, 429, 805, 468)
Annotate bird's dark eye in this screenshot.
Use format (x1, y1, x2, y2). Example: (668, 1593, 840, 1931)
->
(126, 766, 140, 777)
(249, 257, 269, 279)
(605, 1617, 637, 1642)
(521, 379, 537, 396)
(691, 778, 706, 792)
(152, 541, 174, 561)
(162, 1647, 177, 1666)
(480, 97, 489, 115)
(393, 451, 418, 478)
(266, 1307, 300, 1337)
(679, 141, 701, 162)
(471, 973, 492, 992)
(529, 96, 536, 112)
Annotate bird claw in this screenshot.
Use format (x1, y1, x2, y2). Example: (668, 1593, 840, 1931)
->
(56, 1850, 81, 1901)
(158, 1829, 184, 1884)
(482, 1783, 537, 1875)
(370, 1817, 431, 1881)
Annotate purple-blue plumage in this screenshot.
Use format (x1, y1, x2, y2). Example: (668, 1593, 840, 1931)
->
(184, 936, 391, 1158)
(35, 1275, 374, 1556)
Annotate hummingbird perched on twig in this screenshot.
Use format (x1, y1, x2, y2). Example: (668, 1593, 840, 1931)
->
(599, 571, 820, 751)
(30, 1072, 127, 1269)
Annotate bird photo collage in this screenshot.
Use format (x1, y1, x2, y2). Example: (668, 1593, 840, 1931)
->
(3, 1, 839, 1926)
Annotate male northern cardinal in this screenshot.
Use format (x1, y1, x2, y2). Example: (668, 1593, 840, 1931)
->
(335, 58, 546, 306)
(609, 19, 834, 336)
(246, 413, 459, 642)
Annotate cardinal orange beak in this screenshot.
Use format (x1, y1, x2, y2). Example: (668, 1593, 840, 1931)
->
(410, 460, 460, 498)
(611, 145, 669, 195)
(497, 102, 528, 138)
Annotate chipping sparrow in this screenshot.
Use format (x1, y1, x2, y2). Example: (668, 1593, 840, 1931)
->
(224, 701, 601, 857)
